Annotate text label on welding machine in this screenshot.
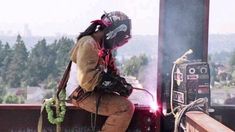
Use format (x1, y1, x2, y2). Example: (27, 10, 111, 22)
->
(174, 68, 183, 86)
(173, 91, 185, 103)
(187, 75, 199, 80)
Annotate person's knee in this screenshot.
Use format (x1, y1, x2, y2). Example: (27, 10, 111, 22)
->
(123, 99, 135, 115)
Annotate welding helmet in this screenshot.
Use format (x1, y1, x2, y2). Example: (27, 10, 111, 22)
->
(101, 11, 132, 49)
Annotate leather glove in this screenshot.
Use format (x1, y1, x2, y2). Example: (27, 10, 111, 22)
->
(114, 76, 133, 97)
(95, 72, 117, 93)
(96, 72, 133, 97)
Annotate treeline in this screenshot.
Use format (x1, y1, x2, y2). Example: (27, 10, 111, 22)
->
(0, 35, 74, 89)
(0, 35, 152, 103)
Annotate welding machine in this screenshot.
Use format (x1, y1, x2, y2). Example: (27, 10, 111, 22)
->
(173, 61, 210, 107)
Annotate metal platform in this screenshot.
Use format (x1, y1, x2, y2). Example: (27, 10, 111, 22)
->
(0, 104, 159, 132)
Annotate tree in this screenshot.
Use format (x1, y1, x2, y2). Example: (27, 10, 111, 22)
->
(6, 35, 28, 88)
(0, 40, 4, 81)
(3, 94, 24, 104)
(230, 50, 235, 66)
(0, 40, 3, 66)
(122, 54, 149, 77)
(0, 97, 3, 103)
(26, 39, 57, 86)
(0, 84, 6, 103)
(1, 43, 13, 83)
(4, 94, 19, 104)
(51, 37, 74, 76)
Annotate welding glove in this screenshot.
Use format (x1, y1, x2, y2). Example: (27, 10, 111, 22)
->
(96, 72, 133, 97)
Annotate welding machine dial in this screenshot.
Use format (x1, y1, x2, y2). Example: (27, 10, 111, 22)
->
(189, 68, 196, 74)
(200, 67, 207, 74)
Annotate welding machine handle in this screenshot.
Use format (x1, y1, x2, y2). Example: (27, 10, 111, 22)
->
(174, 49, 193, 64)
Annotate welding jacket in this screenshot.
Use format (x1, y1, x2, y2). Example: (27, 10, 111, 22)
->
(70, 35, 105, 92)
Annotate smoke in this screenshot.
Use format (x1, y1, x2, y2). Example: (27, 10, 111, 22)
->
(139, 57, 158, 103)
(126, 55, 158, 106)
(158, 0, 208, 102)
(161, 0, 206, 63)
(120, 0, 207, 107)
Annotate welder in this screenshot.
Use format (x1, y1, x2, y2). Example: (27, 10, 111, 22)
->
(67, 11, 134, 132)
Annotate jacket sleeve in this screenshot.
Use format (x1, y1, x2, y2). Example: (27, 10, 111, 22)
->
(76, 39, 103, 92)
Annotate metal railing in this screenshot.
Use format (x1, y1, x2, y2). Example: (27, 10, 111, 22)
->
(0, 104, 158, 132)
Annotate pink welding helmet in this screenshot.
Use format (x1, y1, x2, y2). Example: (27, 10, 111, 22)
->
(101, 11, 132, 49)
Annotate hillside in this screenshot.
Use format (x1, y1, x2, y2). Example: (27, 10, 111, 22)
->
(209, 34, 235, 53)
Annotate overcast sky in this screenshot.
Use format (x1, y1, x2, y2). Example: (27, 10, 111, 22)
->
(0, 0, 234, 36)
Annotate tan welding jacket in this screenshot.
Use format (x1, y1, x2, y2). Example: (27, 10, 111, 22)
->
(70, 36, 105, 92)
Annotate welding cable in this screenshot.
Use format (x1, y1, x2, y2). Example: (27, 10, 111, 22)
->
(169, 49, 193, 117)
(103, 72, 156, 102)
(164, 105, 181, 116)
(133, 87, 155, 101)
(175, 98, 206, 131)
(105, 73, 155, 101)
(174, 98, 207, 132)
(170, 63, 177, 116)
(180, 122, 187, 131)
(164, 62, 182, 117)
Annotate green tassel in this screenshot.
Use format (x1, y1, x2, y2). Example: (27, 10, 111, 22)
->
(44, 90, 66, 125)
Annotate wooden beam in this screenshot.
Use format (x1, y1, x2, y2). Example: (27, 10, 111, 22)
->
(186, 111, 233, 132)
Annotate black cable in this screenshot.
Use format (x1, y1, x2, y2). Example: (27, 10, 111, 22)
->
(91, 94, 102, 132)
(89, 74, 155, 131)
(91, 113, 94, 131)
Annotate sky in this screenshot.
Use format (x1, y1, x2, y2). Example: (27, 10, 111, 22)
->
(209, 0, 235, 34)
(0, 0, 234, 36)
(0, 0, 159, 36)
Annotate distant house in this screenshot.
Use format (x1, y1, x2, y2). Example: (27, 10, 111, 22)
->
(6, 86, 47, 104)
(6, 87, 27, 97)
(25, 86, 44, 103)
(6, 88, 18, 95)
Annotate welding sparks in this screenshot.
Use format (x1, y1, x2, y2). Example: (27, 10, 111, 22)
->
(149, 101, 159, 113)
